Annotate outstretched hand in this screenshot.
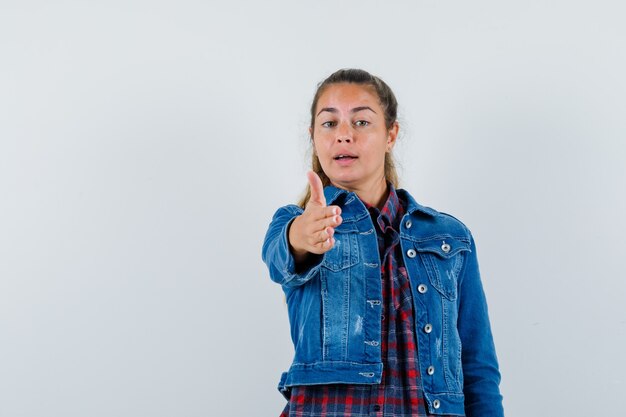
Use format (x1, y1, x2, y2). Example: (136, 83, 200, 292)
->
(288, 171, 343, 263)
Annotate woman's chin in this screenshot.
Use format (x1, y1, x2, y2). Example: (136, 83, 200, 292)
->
(329, 176, 361, 191)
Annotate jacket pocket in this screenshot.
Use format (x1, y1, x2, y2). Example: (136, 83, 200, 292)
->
(414, 236, 470, 301)
(321, 224, 360, 271)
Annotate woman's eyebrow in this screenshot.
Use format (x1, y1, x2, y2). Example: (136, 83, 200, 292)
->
(317, 107, 337, 116)
(352, 106, 377, 114)
(316, 106, 377, 117)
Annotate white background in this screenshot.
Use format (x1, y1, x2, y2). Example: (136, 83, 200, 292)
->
(1, 1, 625, 416)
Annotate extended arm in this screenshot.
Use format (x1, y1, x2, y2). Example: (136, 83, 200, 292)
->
(262, 172, 342, 287)
(262, 205, 324, 287)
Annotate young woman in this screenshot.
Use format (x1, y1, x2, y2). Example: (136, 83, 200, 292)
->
(262, 69, 504, 417)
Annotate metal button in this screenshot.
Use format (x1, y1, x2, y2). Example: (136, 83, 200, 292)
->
(427, 365, 435, 375)
(405, 220, 412, 229)
(433, 399, 441, 409)
(418, 284, 428, 294)
(407, 249, 416, 258)
(441, 241, 451, 253)
(424, 323, 433, 333)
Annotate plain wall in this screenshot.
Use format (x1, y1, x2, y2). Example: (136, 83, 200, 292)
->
(1, 1, 625, 416)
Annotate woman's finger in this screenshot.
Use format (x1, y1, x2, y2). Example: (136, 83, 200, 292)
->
(314, 227, 331, 245)
(311, 215, 341, 233)
(308, 205, 341, 221)
(320, 236, 335, 250)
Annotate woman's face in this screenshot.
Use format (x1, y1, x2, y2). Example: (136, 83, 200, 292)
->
(311, 83, 398, 193)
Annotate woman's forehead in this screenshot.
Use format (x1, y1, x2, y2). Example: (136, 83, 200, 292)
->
(316, 83, 380, 110)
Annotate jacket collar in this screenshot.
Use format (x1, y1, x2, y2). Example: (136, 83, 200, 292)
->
(323, 184, 438, 218)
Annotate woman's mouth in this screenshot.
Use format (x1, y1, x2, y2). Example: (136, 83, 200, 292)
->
(333, 154, 358, 166)
(334, 154, 357, 160)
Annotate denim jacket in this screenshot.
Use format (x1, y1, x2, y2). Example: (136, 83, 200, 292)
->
(262, 185, 504, 417)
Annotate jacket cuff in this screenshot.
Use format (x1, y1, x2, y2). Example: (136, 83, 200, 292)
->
(278, 218, 323, 287)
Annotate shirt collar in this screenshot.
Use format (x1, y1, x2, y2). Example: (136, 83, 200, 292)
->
(323, 183, 439, 219)
(361, 183, 402, 227)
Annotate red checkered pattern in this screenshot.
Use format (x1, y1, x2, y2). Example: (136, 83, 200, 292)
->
(279, 186, 452, 417)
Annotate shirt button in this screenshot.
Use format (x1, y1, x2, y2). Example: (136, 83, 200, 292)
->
(424, 323, 433, 333)
(407, 249, 416, 258)
(418, 284, 428, 294)
(441, 241, 451, 253)
(405, 220, 412, 229)
(433, 399, 441, 409)
(373, 404, 381, 411)
(427, 365, 435, 375)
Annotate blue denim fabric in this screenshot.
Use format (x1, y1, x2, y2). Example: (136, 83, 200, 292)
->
(262, 185, 504, 417)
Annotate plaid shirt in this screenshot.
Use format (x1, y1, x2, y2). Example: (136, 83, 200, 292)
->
(279, 185, 452, 417)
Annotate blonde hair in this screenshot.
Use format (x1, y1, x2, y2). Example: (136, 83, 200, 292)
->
(298, 69, 400, 208)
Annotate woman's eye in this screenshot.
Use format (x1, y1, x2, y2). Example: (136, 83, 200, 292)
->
(321, 121, 336, 128)
(355, 120, 369, 127)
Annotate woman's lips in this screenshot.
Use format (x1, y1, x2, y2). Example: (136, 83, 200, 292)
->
(334, 156, 358, 166)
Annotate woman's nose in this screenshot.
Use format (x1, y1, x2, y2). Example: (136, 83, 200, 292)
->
(336, 122, 352, 143)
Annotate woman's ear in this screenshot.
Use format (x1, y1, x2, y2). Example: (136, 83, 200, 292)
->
(309, 126, 317, 155)
(387, 121, 399, 152)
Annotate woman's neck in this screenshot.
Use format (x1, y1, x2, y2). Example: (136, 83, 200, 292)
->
(332, 177, 389, 210)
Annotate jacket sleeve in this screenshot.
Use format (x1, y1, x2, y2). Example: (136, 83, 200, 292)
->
(457, 232, 505, 417)
(261, 204, 324, 288)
